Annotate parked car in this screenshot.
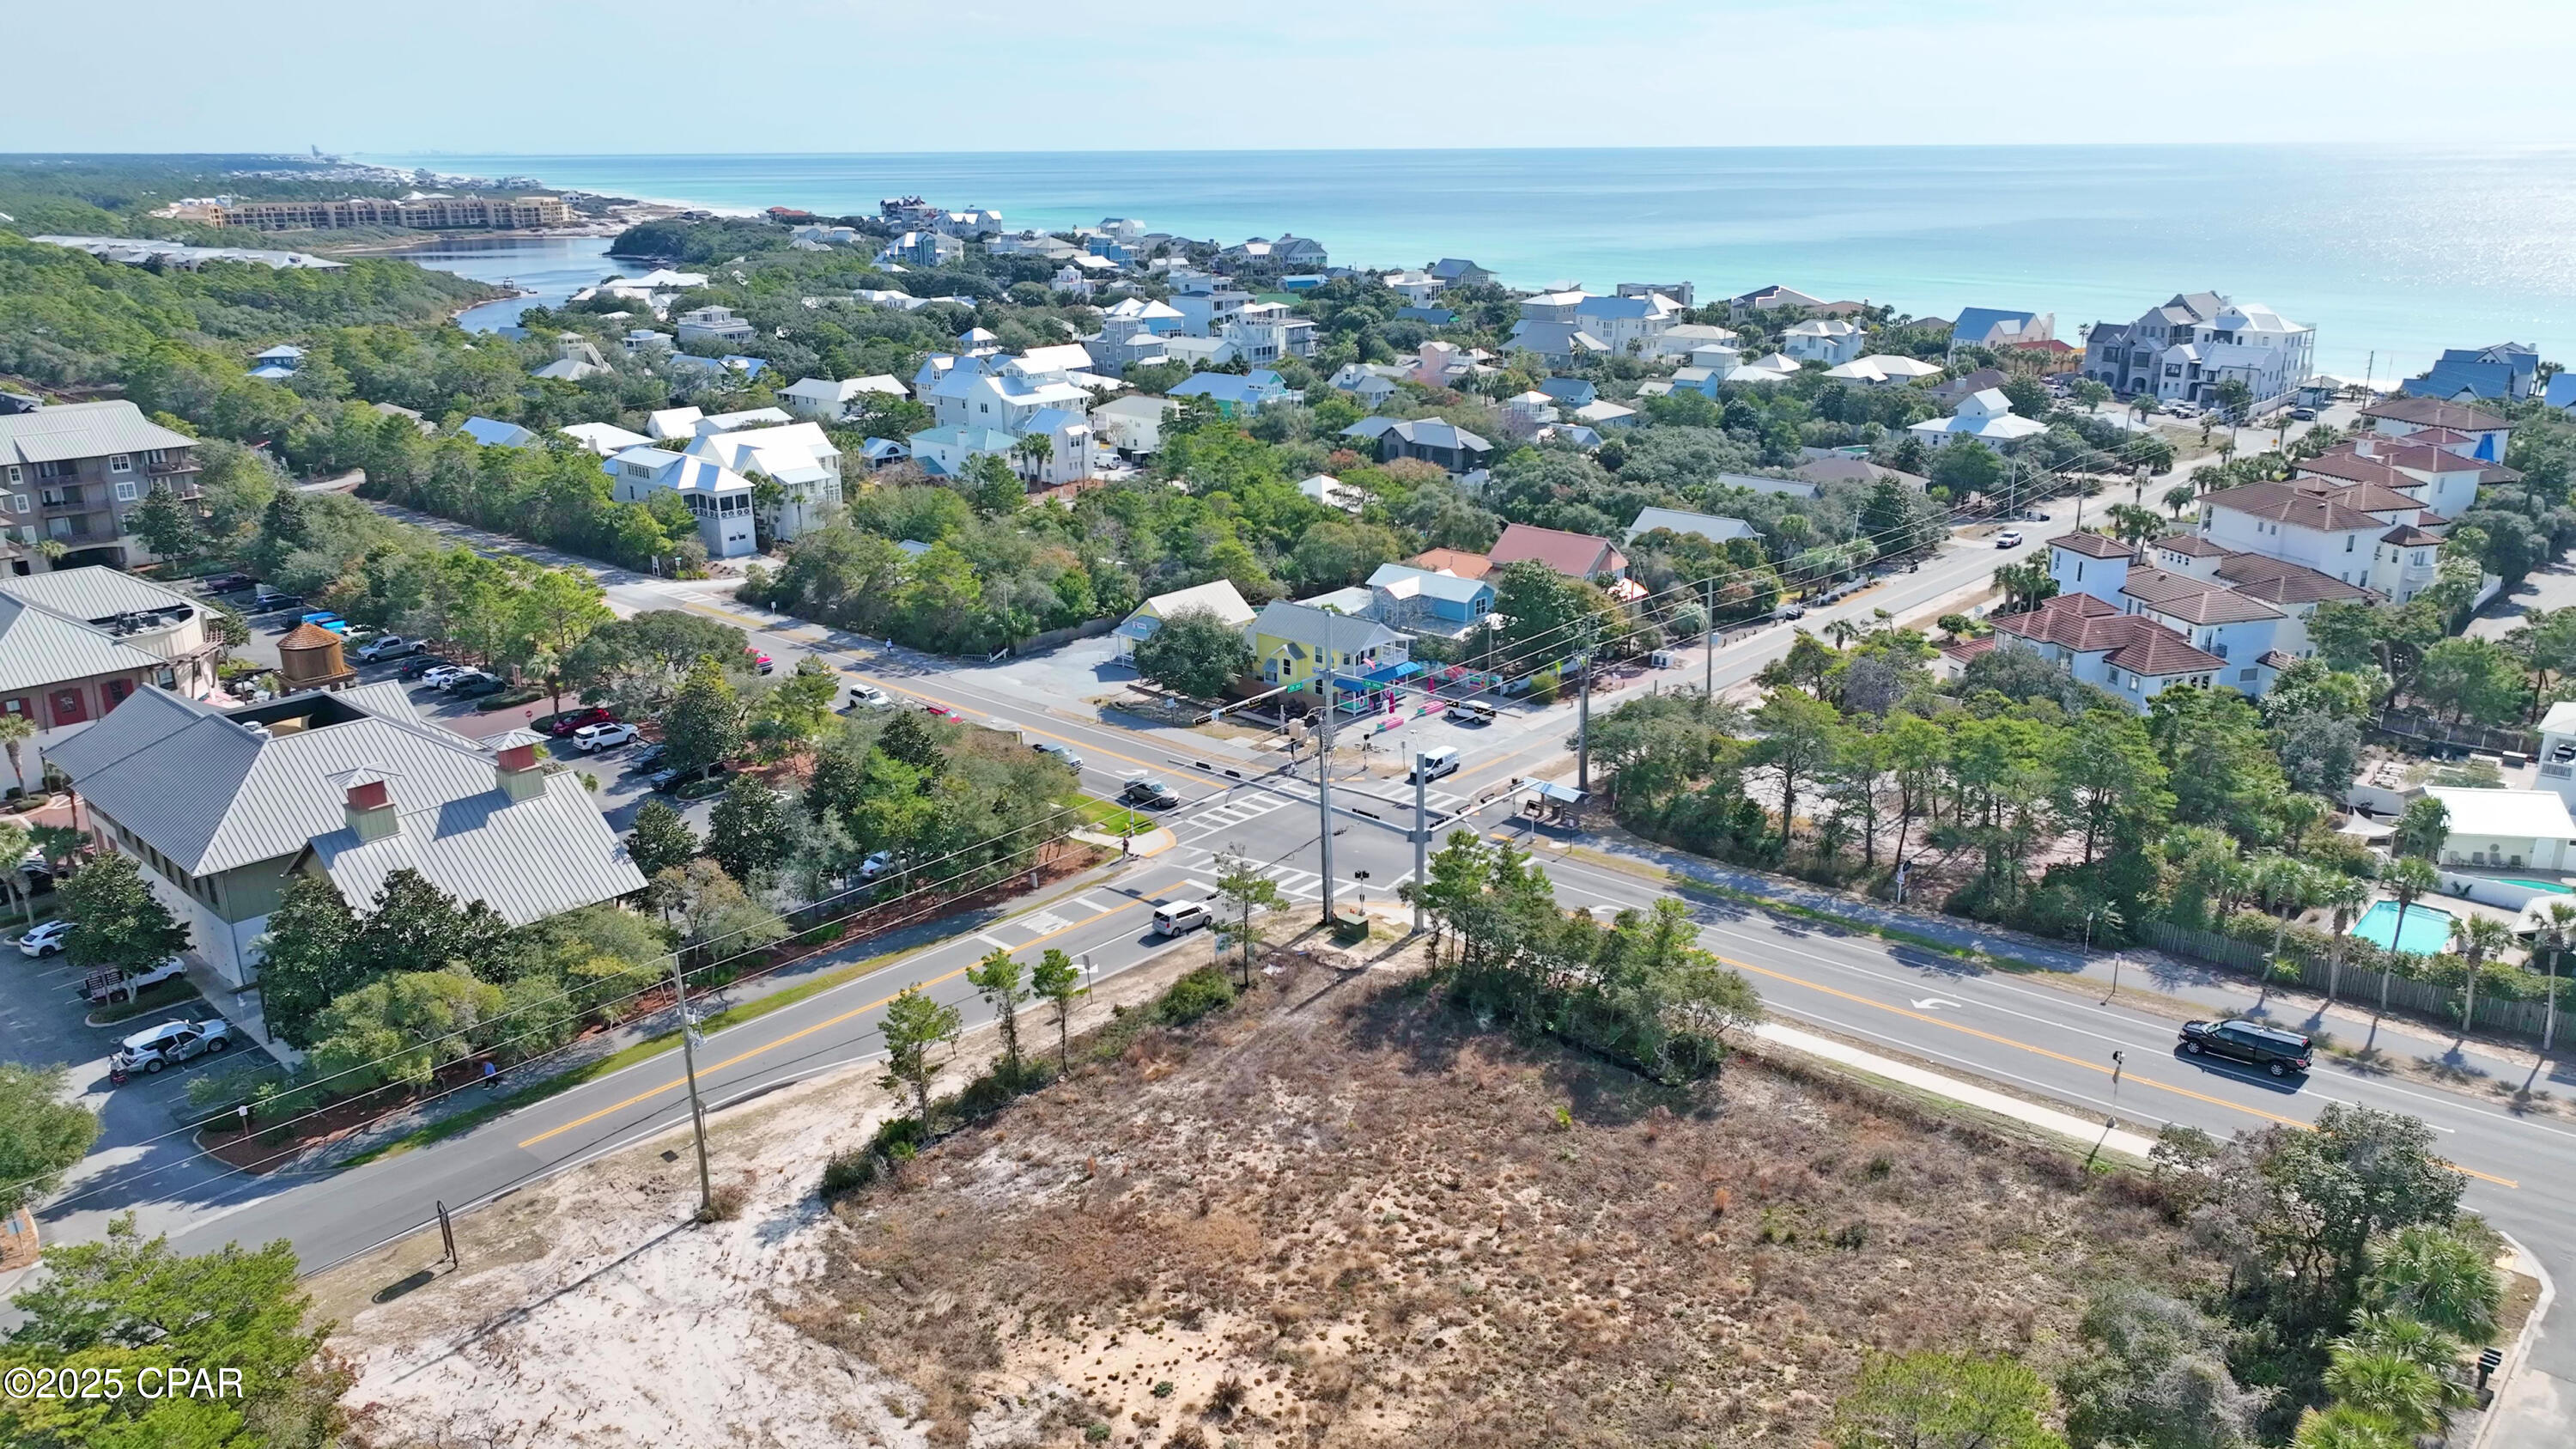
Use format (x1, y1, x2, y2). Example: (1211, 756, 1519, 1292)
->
(859, 849, 896, 880)
(252, 589, 303, 612)
(85, 957, 187, 1005)
(573, 721, 639, 752)
(417, 665, 468, 690)
(197, 572, 255, 594)
(110, 1017, 232, 1075)
(2290, 406, 2318, 422)
(398, 654, 455, 681)
(1032, 741, 1083, 772)
(920, 703, 961, 722)
(547, 705, 617, 738)
(355, 634, 420, 662)
(1772, 604, 1807, 622)
(651, 762, 730, 794)
(1995, 530, 2024, 549)
(1444, 699, 1496, 726)
(747, 649, 775, 675)
(1122, 778, 1181, 809)
(846, 684, 893, 710)
(17, 918, 74, 958)
(629, 743, 669, 772)
(449, 673, 507, 698)
(2178, 1018, 2312, 1077)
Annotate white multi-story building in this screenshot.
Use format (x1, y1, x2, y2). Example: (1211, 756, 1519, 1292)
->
(1782, 318, 1863, 365)
(683, 421, 843, 542)
(2081, 292, 2312, 411)
(1509, 289, 1683, 362)
(605, 447, 758, 558)
(2194, 479, 2442, 601)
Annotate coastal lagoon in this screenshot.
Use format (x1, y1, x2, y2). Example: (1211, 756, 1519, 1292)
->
(395, 235, 649, 332)
(365, 145, 2576, 376)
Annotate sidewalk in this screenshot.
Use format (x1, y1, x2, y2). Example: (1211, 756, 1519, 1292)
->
(1757, 1020, 2156, 1159)
(1527, 813, 2564, 1095)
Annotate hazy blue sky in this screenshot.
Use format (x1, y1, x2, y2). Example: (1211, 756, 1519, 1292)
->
(15, 0, 2576, 154)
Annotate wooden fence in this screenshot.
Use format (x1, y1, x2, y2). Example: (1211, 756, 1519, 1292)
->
(2140, 920, 2564, 1043)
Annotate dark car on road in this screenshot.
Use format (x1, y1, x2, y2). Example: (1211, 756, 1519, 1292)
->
(651, 762, 731, 794)
(398, 654, 455, 681)
(449, 673, 507, 698)
(1121, 777, 1181, 809)
(2178, 1018, 2312, 1077)
(197, 572, 255, 594)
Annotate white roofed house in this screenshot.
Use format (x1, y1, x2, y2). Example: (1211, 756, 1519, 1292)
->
(1091, 394, 1176, 460)
(1114, 580, 1257, 660)
(1948, 307, 2054, 355)
(1625, 507, 1756, 546)
(2083, 291, 2312, 411)
(779, 374, 908, 423)
(604, 446, 758, 558)
(673, 304, 756, 345)
(683, 421, 843, 543)
(2421, 787, 2576, 873)
(43, 685, 647, 993)
(1906, 388, 2048, 450)
(1509, 289, 1682, 364)
(1821, 355, 1941, 387)
(1782, 318, 1863, 365)
(558, 422, 652, 457)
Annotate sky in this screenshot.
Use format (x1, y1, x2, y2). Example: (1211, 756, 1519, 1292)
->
(14, 0, 2576, 155)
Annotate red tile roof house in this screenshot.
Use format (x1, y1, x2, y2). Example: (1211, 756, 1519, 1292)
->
(1486, 522, 1627, 581)
(1988, 593, 2232, 709)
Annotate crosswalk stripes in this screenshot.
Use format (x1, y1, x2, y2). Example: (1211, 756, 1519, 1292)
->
(1015, 911, 1070, 936)
(1070, 895, 1115, 915)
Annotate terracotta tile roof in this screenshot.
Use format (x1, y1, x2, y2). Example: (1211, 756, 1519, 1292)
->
(2120, 567, 2284, 623)
(1488, 522, 1626, 580)
(2361, 395, 2508, 432)
(2380, 525, 2443, 546)
(2201, 482, 2386, 532)
(2213, 553, 2377, 605)
(2152, 534, 2232, 559)
(2050, 531, 2132, 559)
(1939, 636, 1997, 664)
(1991, 593, 2226, 678)
(1406, 547, 1492, 580)
(2258, 649, 2301, 669)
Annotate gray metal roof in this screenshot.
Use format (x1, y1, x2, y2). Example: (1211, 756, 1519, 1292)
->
(0, 594, 168, 694)
(0, 402, 196, 467)
(1250, 600, 1404, 655)
(306, 770, 646, 926)
(46, 685, 644, 921)
(1625, 507, 1756, 545)
(0, 566, 198, 624)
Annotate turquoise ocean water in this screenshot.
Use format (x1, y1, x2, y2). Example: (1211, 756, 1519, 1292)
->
(364, 146, 2576, 379)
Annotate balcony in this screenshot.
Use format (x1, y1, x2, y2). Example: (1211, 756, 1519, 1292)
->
(146, 457, 199, 477)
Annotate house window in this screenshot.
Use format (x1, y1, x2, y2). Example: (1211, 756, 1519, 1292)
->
(114, 481, 139, 502)
(2239, 667, 2257, 682)
(110, 454, 131, 473)
(2345, 534, 2354, 551)
(2, 466, 15, 485)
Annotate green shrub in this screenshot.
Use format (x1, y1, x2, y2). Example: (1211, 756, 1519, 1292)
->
(1156, 967, 1236, 1026)
(820, 1149, 876, 1196)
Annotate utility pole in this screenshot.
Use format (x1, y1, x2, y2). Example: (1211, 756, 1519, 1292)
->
(1412, 754, 1429, 935)
(1316, 664, 1337, 927)
(669, 957, 714, 1219)
(1575, 618, 1595, 798)
(1702, 576, 1716, 699)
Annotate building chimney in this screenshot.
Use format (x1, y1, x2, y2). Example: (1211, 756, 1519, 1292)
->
(331, 768, 399, 843)
(489, 728, 551, 804)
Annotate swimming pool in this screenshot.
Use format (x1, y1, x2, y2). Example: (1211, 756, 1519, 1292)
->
(2497, 879, 2573, 893)
(2349, 899, 2458, 956)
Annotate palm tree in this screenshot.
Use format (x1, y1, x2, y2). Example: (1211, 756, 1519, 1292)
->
(2364, 1224, 2502, 1343)
(2540, 900, 2576, 1054)
(0, 713, 33, 798)
(1013, 429, 1054, 484)
(2379, 855, 2442, 1048)
(2291, 1405, 2408, 1449)
(2448, 913, 2514, 1043)
(2162, 481, 2199, 517)
(2276, 794, 2329, 855)
(2322, 1345, 2446, 1435)
(2256, 855, 2314, 1004)
(1823, 618, 1861, 650)
(2320, 873, 2372, 1005)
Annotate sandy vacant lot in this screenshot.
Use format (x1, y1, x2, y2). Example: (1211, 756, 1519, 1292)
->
(318, 928, 2211, 1447)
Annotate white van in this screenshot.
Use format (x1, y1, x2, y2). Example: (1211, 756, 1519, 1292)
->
(1410, 746, 1462, 783)
(1152, 900, 1211, 937)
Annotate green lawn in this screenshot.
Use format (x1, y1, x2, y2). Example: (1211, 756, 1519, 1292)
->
(88, 977, 205, 1025)
(1074, 795, 1153, 838)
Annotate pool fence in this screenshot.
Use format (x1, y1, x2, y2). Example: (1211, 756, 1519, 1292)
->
(2141, 920, 2564, 1044)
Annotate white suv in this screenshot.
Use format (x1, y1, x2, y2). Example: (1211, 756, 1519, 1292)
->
(18, 918, 74, 958)
(574, 721, 640, 752)
(111, 1018, 232, 1075)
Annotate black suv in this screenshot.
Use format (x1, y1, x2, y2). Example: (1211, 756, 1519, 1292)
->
(2178, 1018, 2312, 1077)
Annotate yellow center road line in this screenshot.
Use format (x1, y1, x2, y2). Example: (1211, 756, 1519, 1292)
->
(516, 897, 1153, 1151)
(1714, 953, 2518, 1190)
